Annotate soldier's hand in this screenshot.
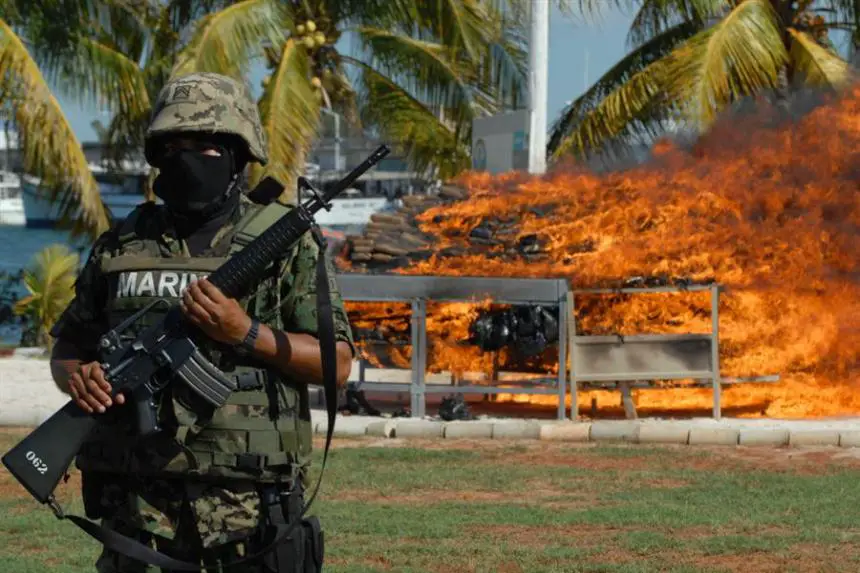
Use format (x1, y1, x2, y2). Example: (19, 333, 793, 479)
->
(69, 361, 125, 414)
(181, 278, 253, 346)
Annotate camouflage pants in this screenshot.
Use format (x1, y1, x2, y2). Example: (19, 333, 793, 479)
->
(82, 472, 284, 573)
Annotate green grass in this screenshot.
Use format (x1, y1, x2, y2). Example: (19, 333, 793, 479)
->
(2, 429, 860, 572)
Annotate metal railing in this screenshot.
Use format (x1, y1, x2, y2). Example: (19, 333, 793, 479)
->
(338, 274, 570, 419)
(568, 285, 722, 419)
(338, 275, 775, 421)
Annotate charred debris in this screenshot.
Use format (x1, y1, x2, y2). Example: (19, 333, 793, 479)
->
(341, 183, 705, 356)
(339, 185, 566, 271)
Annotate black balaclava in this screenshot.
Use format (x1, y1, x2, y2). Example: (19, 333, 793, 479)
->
(151, 136, 245, 255)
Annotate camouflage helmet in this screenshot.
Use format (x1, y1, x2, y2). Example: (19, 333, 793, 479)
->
(144, 72, 268, 166)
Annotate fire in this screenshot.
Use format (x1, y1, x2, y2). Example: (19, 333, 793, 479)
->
(341, 84, 860, 419)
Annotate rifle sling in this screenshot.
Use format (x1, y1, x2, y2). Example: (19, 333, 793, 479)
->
(54, 225, 339, 571)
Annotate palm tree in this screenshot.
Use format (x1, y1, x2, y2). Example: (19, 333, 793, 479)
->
(548, 0, 858, 163)
(14, 244, 79, 350)
(172, 0, 529, 189)
(0, 1, 115, 238)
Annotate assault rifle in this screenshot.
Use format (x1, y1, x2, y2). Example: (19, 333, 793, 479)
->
(2, 145, 390, 511)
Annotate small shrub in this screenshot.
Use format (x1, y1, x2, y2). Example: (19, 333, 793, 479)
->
(13, 244, 79, 349)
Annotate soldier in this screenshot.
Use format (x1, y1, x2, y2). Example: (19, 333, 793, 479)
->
(48, 72, 355, 572)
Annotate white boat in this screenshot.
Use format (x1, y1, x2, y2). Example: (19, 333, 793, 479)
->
(0, 170, 25, 226)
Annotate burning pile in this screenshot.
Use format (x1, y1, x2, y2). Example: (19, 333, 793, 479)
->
(338, 84, 860, 418)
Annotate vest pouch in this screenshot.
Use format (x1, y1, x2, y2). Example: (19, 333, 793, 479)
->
(185, 428, 299, 478)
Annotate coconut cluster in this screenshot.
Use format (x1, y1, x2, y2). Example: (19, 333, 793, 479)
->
(296, 20, 330, 89)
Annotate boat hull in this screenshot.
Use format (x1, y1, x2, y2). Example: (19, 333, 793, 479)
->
(0, 199, 24, 226)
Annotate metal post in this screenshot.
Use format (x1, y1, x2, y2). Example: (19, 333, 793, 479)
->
(528, 0, 549, 175)
(333, 112, 342, 172)
(320, 108, 342, 172)
(711, 285, 721, 419)
(419, 299, 428, 417)
(568, 291, 577, 420)
(556, 295, 567, 421)
(410, 299, 427, 418)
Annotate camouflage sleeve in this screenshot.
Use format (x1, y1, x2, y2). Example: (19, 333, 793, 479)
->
(279, 235, 355, 355)
(49, 232, 113, 352)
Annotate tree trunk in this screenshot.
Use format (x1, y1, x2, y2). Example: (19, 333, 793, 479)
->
(772, 0, 797, 89)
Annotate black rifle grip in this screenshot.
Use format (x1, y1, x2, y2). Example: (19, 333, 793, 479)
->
(135, 397, 160, 437)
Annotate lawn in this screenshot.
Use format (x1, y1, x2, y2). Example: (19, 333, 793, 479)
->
(2, 427, 860, 572)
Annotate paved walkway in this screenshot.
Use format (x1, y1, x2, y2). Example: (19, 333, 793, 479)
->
(3, 354, 860, 448)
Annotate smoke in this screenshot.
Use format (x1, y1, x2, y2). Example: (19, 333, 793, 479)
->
(562, 82, 855, 176)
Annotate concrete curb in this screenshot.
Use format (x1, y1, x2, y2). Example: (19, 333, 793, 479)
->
(4, 357, 860, 450)
(637, 423, 692, 445)
(305, 416, 860, 450)
(590, 421, 639, 443)
(788, 430, 840, 447)
(688, 428, 739, 446)
(838, 431, 860, 447)
(492, 421, 541, 440)
(539, 422, 591, 442)
(739, 429, 790, 447)
(444, 421, 493, 439)
(393, 420, 444, 439)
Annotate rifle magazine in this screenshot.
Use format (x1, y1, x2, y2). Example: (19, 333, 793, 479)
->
(175, 348, 238, 408)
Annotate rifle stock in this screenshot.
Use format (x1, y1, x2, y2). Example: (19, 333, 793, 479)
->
(3, 402, 98, 503)
(1, 144, 391, 508)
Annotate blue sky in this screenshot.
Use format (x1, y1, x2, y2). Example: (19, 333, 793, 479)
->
(56, 4, 637, 143)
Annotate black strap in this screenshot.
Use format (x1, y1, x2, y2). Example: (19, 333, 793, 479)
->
(50, 226, 340, 571)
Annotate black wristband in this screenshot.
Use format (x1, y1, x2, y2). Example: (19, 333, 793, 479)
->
(236, 319, 259, 356)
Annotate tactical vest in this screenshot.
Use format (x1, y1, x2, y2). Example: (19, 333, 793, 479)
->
(75, 199, 315, 484)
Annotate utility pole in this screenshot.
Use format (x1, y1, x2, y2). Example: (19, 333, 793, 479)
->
(528, 0, 549, 175)
(319, 94, 343, 172)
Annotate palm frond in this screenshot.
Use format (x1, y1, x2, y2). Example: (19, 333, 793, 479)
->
(548, 21, 700, 160)
(0, 18, 109, 238)
(349, 0, 489, 61)
(346, 55, 468, 179)
(472, 4, 529, 112)
(167, 0, 230, 29)
(101, 106, 151, 169)
(788, 27, 853, 88)
(626, 0, 731, 48)
(171, 0, 289, 80)
(664, 0, 787, 127)
(354, 27, 485, 122)
(250, 38, 320, 202)
(91, 0, 150, 57)
(45, 37, 150, 121)
(346, 2, 530, 177)
(322, 0, 417, 26)
(431, 0, 487, 61)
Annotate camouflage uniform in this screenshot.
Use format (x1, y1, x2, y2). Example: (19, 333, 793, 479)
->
(50, 73, 353, 572)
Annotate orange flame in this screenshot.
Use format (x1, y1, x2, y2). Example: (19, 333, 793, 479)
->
(342, 84, 860, 418)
